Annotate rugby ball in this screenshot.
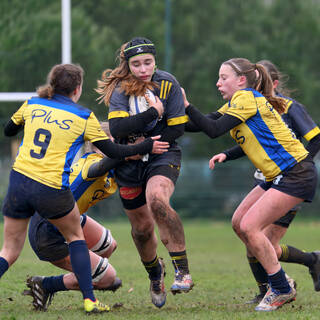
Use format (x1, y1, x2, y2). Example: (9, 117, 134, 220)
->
(129, 89, 158, 131)
(129, 89, 156, 116)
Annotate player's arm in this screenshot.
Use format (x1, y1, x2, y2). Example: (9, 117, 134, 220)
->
(109, 108, 159, 138)
(288, 101, 320, 158)
(185, 104, 242, 138)
(222, 145, 245, 161)
(87, 158, 123, 178)
(185, 111, 223, 132)
(158, 124, 185, 143)
(306, 134, 320, 159)
(4, 119, 23, 136)
(93, 137, 168, 159)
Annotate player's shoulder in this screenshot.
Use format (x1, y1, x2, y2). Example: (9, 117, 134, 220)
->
(231, 88, 260, 102)
(153, 69, 179, 84)
(277, 93, 305, 114)
(28, 95, 93, 119)
(110, 85, 129, 102)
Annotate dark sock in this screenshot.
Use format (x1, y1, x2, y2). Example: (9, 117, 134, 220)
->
(142, 256, 161, 280)
(69, 240, 95, 301)
(169, 250, 189, 274)
(42, 275, 68, 293)
(247, 256, 268, 295)
(268, 268, 291, 293)
(0, 257, 9, 279)
(280, 244, 316, 267)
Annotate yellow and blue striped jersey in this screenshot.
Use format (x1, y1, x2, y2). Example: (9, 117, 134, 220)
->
(69, 153, 117, 214)
(219, 93, 320, 143)
(11, 94, 108, 189)
(218, 89, 308, 181)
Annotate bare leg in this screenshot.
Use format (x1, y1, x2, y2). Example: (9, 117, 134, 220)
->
(0, 216, 29, 266)
(125, 204, 158, 262)
(238, 188, 302, 274)
(146, 175, 185, 251)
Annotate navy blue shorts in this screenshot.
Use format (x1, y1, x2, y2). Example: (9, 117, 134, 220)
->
(28, 212, 87, 261)
(2, 170, 75, 219)
(115, 148, 181, 210)
(259, 156, 317, 202)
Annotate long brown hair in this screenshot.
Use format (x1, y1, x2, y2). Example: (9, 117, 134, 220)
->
(257, 60, 292, 97)
(223, 58, 286, 114)
(37, 64, 83, 99)
(95, 43, 157, 106)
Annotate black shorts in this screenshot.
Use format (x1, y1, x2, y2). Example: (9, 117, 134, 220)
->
(2, 170, 75, 220)
(28, 213, 87, 261)
(258, 156, 317, 202)
(115, 149, 181, 210)
(254, 170, 301, 228)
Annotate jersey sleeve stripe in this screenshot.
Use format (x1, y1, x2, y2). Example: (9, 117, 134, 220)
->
(108, 110, 130, 119)
(304, 126, 320, 141)
(167, 115, 189, 126)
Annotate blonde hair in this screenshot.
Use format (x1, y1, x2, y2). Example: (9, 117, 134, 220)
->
(95, 43, 157, 106)
(223, 58, 286, 114)
(37, 64, 84, 99)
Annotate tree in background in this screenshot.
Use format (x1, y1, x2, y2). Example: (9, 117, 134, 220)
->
(1, 0, 320, 157)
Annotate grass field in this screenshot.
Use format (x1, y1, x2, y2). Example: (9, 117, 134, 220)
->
(0, 219, 320, 319)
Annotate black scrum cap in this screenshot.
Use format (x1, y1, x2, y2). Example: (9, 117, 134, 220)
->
(124, 37, 156, 61)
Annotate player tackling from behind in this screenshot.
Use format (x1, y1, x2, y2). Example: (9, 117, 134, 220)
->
(95, 37, 192, 308)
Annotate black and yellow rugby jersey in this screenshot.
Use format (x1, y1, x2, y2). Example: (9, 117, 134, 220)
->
(11, 94, 108, 189)
(218, 89, 308, 181)
(69, 153, 117, 214)
(108, 69, 188, 138)
(279, 93, 320, 142)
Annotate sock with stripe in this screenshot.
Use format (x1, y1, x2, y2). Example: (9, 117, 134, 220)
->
(169, 250, 189, 275)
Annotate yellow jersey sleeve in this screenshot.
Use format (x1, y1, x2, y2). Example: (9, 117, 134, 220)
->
(225, 90, 257, 122)
(217, 102, 229, 115)
(84, 112, 109, 143)
(11, 100, 28, 125)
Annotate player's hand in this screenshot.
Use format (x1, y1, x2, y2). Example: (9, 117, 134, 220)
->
(145, 95, 164, 117)
(150, 135, 169, 154)
(209, 153, 226, 170)
(181, 87, 190, 108)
